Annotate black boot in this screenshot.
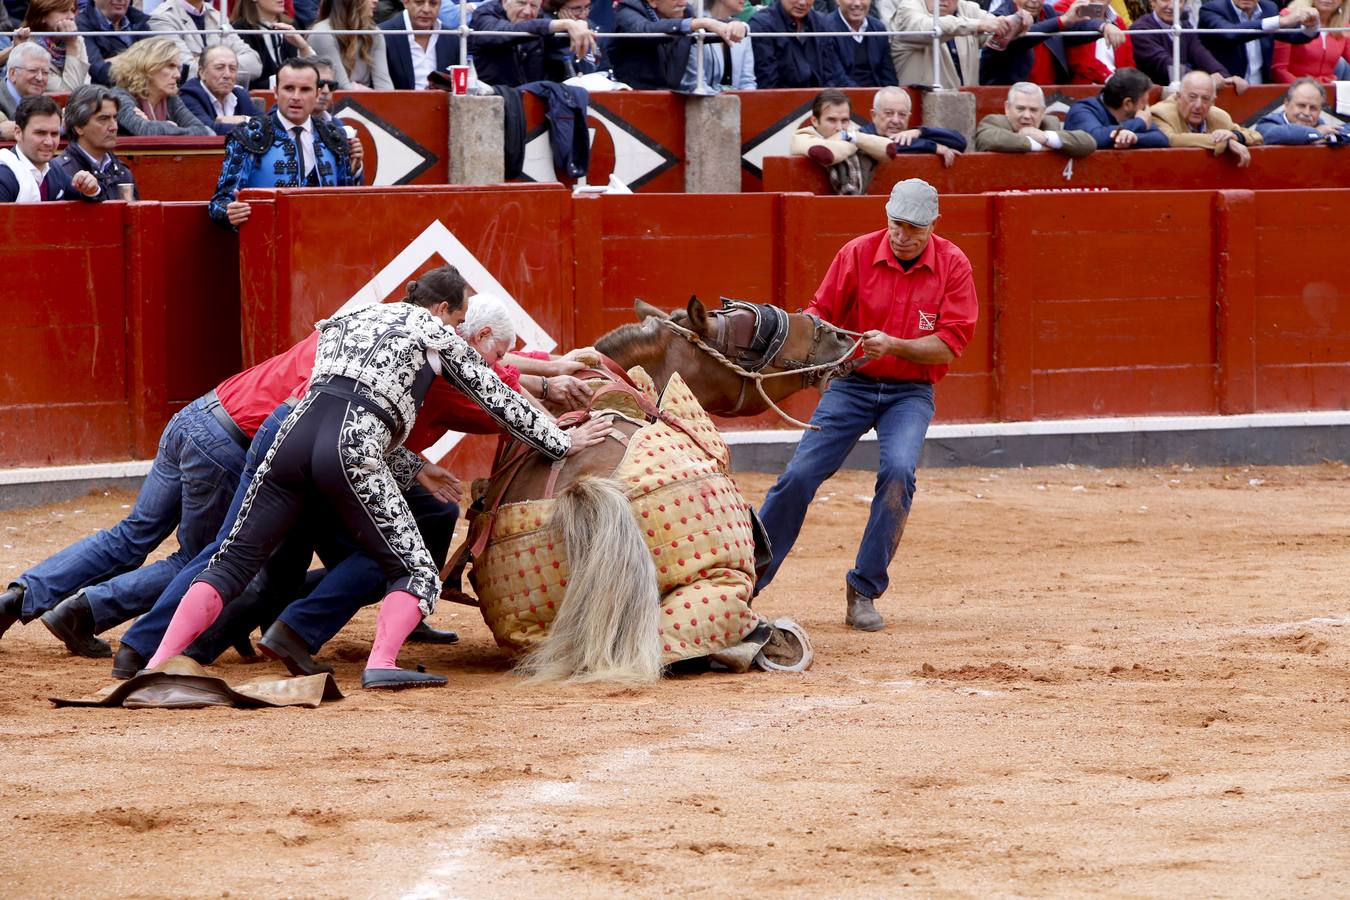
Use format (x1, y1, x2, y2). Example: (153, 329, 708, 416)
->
(406, 620, 460, 645)
(0, 584, 24, 640)
(257, 621, 334, 677)
(40, 593, 113, 658)
(111, 643, 146, 680)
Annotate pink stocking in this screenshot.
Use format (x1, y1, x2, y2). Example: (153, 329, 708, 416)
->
(365, 591, 423, 671)
(146, 582, 225, 669)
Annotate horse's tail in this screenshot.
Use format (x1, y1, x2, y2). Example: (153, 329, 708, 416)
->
(518, 476, 661, 684)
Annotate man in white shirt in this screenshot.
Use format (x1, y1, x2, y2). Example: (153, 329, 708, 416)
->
(974, 81, 1097, 156)
(0, 95, 101, 203)
(1198, 0, 1318, 84)
(381, 0, 459, 90)
(179, 46, 265, 134)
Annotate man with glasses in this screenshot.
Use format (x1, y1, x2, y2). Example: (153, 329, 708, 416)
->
(1, 42, 51, 141)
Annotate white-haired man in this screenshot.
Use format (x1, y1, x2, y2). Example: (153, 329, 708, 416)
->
(1151, 70, 1261, 165)
(1, 42, 52, 141)
(974, 81, 1096, 155)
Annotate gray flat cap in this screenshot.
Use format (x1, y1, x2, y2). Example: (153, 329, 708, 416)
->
(885, 178, 939, 226)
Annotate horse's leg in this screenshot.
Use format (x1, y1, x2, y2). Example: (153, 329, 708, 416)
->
(517, 476, 661, 684)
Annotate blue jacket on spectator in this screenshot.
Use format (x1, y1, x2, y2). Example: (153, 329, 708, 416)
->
(750, 1, 849, 89)
(381, 12, 461, 89)
(75, 3, 150, 87)
(1254, 109, 1350, 144)
(1198, 0, 1314, 84)
(824, 9, 897, 87)
(469, 0, 564, 87)
(1065, 95, 1170, 149)
(179, 78, 263, 136)
(980, 0, 1102, 85)
(610, 0, 703, 90)
(860, 121, 967, 153)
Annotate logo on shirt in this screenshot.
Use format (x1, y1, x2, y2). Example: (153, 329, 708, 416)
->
(917, 310, 937, 332)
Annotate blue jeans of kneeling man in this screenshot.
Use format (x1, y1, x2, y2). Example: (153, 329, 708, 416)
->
(754, 376, 934, 602)
(119, 402, 291, 658)
(12, 397, 244, 626)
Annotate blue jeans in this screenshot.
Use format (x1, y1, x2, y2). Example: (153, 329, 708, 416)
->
(755, 377, 934, 601)
(119, 403, 291, 658)
(15, 398, 245, 626)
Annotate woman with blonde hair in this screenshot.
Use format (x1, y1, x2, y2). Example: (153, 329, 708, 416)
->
(20, 0, 90, 92)
(308, 0, 393, 89)
(1273, 0, 1350, 82)
(109, 38, 215, 136)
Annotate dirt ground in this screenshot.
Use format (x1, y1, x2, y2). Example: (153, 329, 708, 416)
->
(1, 463, 1348, 899)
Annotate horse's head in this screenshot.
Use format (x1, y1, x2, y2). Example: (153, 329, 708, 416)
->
(635, 296, 858, 421)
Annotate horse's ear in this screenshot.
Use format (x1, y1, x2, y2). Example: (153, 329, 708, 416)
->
(633, 298, 669, 321)
(686, 296, 710, 336)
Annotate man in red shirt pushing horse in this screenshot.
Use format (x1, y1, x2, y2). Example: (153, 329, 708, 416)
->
(755, 179, 980, 632)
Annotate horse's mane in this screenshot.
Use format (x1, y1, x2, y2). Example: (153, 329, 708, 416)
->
(594, 317, 675, 361)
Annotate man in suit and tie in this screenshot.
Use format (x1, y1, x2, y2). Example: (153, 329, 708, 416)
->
(0, 96, 102, 203)
(1199, 0, 1318, 84)
(381, 0, 460, 89)
(827, 0, 897, 86)
(76, 0, 150, 86)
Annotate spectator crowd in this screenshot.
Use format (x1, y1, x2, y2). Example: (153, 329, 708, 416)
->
(1, 0, 1347, 204)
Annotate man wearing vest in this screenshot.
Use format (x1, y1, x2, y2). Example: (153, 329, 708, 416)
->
(207, 57, 363, 230)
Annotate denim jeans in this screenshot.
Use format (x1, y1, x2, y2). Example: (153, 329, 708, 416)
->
(119, 403, 291, 658)
(755, 376, 934, 601)
(16, 398, 245, 626)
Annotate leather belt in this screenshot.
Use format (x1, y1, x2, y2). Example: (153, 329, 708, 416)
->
(203, 389, 250, 451)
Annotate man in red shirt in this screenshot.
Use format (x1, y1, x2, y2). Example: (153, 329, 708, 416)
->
(755, 179, 978, 632)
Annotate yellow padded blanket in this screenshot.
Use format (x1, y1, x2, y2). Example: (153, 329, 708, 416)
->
(474, 371, 763, 664)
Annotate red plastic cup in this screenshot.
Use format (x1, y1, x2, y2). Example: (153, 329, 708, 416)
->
(449, 65, 469, 95)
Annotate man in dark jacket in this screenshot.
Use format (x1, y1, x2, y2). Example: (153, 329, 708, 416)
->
(381, 0, 461, 89)
(53, 85, 140, 201)
(1065, 67, 1169, 149)
(826, 0, 896, 87)
(610, 0, 746, 89)
(1198, 0, 1317, 85)
(76, 0, 150, 87)
(1255, 77, 1350, 144)
(1129, 0, 1231, 86)
(750, 0, 850, 88)
(469, 0, 596, 87)
(980, 0, 1104, 85)
(0, 96, 102, 203)
(180, 46, 263, 136)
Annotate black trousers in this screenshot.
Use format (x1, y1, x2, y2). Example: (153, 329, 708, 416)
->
(197, 390, 441, 613)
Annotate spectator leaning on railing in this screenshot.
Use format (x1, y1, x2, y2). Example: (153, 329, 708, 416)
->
(469, 0, 597, 87)
(824, 0, 898, 86)
(109, 38, 215, 135)
(890, 0, 1025, 89)
(611, 0, 746, 90)
(980, 0, 1111, 85)
(1271, 0, 1350, 81)
(75, 0, 150, 87)
(180, 45, 264, 134)
(233, 0, 319, 90)
(791, 88, 899, 194)
(1151, 69, 1262, 163)
(148, 0, 264, 85)
(54, 84, 140, 200)
(864, 85, 966, 164)
(208, 58, 362, 230)
(1129, 0, 1245, 90)
(1, 41, 51, 140)
(21, 0, 91, 92)
(1198, 0, 1318, 84)
(1255, 74, 1350, 141)
(543, 0, 603, 80)
(381, 0, 460, 89)
(975, 80, 1097, 153)
(1064, 65, 1170, 146)
(750, 0, 850, 88)
(0, 95, 101, 202)
(309, 0, 393, 89)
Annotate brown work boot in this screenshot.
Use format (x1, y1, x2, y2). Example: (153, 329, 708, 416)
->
(845, 583, 885, 632)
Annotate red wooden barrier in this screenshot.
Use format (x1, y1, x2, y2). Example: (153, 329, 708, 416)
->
(763, 145, 1350, 196)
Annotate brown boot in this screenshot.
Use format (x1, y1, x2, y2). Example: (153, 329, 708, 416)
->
(845, 583, 885, 632)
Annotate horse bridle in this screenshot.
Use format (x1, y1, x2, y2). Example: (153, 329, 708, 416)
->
(660, 298, 862, 430)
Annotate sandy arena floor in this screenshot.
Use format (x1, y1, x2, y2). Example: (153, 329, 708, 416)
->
(1, 463, 1348, 899)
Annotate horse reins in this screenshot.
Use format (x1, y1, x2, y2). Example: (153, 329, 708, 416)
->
(658, 309, 863, 431)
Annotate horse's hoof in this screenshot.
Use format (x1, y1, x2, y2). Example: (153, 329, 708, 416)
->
(753, 618, 813, 673)
(362, 667, 447, 690)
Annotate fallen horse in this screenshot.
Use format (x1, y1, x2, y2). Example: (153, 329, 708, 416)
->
(448, 297, 860, 682)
